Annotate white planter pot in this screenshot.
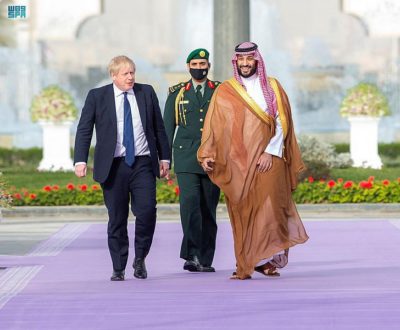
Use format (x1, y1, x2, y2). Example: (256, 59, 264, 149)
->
(348, 116, 382, 169)
(38, 121, 74, 171)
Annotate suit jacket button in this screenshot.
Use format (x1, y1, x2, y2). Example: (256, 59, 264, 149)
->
(200, 118, 203, 122)
(200, 109, 203, 112)
(200, 128, 203, 132)
(179, 146, 183, 149)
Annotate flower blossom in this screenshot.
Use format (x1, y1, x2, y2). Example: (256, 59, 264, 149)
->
(43, 185, 52, 192)
(92, 185, 100, 191)
(327, 180, 336, 188)
(79, 184, 88, 192)
(66, 183, 75, 190)
(343, 181, 354, 189)
(359, 181, 373, 189)
(13, 193, 22, 200)
(175, 186, 180, 196)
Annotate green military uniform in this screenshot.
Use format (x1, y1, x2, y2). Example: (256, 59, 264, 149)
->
(163, 50, 220, 267)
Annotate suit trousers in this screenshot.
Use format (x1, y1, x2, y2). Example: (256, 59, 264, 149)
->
(177, 173, 220, 266)
(101, 156, 156, 272)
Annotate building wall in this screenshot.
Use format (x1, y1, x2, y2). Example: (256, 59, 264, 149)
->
(0, 0, 399, 148)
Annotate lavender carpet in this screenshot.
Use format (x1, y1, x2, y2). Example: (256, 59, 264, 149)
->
(1, 219, 400, 329)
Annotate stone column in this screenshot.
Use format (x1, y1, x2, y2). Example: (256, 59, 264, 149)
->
(214, 0, 250, 81)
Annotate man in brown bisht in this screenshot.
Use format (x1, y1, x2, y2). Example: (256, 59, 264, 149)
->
(198, 42, 309, 280)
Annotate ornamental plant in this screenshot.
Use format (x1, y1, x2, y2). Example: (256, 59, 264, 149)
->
(30, 85, 78, 122)
(9, 177, 400, 206)
(0, 173, 12, 208)
(340, 83, 390, 117)
(293, 177, 400, 203)
(298, 135, 352, 180)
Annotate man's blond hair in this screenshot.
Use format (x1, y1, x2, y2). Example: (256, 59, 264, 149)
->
(108, 55, 135, 76)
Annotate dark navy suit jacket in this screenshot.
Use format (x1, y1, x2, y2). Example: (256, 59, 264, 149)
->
(74, 83, 170, 183)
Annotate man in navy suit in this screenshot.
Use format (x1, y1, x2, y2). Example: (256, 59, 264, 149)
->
(74, 55, 170, 281)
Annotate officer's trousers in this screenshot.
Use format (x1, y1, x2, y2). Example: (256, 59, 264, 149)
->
(177, 172, 220, 266)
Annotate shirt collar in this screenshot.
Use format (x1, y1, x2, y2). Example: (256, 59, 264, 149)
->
(241, 73, 258, 83)
(191, 79, 206, 91)
(113, 83, 134, 97)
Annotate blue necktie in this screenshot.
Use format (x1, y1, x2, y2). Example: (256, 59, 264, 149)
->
(123, 92, 135, 166)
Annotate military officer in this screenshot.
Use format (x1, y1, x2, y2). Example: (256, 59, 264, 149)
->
(163, 48, 220, 272)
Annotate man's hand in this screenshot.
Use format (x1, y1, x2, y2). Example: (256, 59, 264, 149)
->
(257, 152, 273, 173)
(75, 164, 87, 177)
(159, 161, 170, 179)
(201, 158, 215, 172)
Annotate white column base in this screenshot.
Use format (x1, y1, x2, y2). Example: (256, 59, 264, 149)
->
(348, 116, 382, 169)
(38, 121, 74, 172)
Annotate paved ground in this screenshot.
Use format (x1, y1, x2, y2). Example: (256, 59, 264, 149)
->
(1, 211, 400, 329)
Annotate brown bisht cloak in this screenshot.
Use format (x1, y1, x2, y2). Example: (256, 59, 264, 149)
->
(198, 77, 309, 279)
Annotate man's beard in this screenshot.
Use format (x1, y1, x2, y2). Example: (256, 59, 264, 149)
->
(238, 63, 257, 78)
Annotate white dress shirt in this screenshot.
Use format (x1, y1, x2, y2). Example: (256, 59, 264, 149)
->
(192, 80, 206, 96)
(241, 74, 284, 158)
(113, 84, 150, 158)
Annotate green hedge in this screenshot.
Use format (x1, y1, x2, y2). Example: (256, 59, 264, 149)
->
(334, 143, 400, 158)
(0, 148, 42, 167)
(1, 144, 398, 168)
(0, 147, 95, 168)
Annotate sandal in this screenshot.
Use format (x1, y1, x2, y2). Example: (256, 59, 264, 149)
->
(254, 263, 280, 277)
(230, 271, 251, 280)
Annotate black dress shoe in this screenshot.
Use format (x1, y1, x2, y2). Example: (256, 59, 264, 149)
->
(110, 270, 125, 281)
(183, 255, 203, 272)
(133, 258, 147, 279)
(200, 265, 215, 272)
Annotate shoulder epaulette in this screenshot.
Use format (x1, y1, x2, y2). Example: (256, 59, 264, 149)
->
(208, 80, 221, 89)
(168, 82, 185, 94)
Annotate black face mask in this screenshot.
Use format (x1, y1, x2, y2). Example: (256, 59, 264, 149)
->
(190, 68, 208, 81)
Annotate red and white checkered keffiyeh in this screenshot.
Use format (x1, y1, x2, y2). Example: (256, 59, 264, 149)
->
(232, 42, 277, 117)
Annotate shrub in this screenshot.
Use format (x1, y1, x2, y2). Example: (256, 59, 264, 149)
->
(157, 179, 180, 203)
(298, 135, 352, 180)
(12, 183, 104, 206)
(379, 143, 400, 159)
(9, 177, 400, 206)
(333, 143, 350, 154)
(0, 147, 42, 167)
(293, 177, 400, 203)
(0, 173, 12, 208)
(334, 143, 400, 159)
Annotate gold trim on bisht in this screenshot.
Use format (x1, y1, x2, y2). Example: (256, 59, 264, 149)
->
(269, 77, 288, 139)
(227, 78, 274, 127)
